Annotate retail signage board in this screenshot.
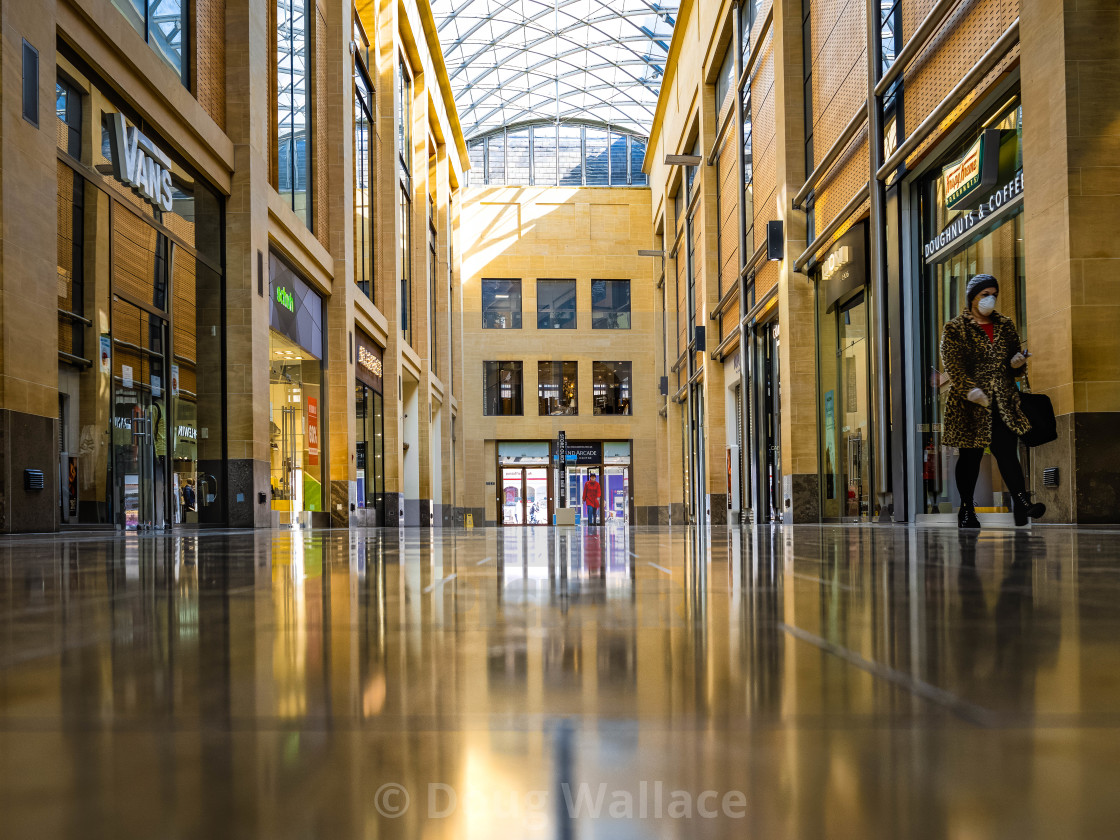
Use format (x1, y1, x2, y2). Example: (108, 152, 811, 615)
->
(106, 112, 175, 213)
(355, 329, 384, 392)
(924, 170, 1024, 263)
(307, 397, 320, 466)
(943, 129, 1001, 211)
(564, 441, 602, 465)
(269, 251, 324, 358)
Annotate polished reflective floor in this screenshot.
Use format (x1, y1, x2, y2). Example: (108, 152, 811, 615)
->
(2, 524, 1120, 838)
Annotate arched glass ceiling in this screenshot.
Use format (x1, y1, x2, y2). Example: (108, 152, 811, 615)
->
(431, 0, 678, 141)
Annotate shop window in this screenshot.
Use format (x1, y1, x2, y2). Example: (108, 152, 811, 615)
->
(484, 361, 523, 416)
(482, 279, 521, 329)
(537, 279, 576, 329)
(111, 0, 188, 85)
(355, 382, 385, 523)
(593, 361, 632, 416)
(276, 0, 311, 226)
(354, 63, 376, 304)
(538, 361, 578, 416)
(591, 280, 630, 329)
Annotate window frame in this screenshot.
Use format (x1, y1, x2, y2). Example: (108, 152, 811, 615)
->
(481, 279, 523, 329)
(484, 360, 524, 416)
(591, 279, 631, 329)
(593, 361, 633, 416)
(536, 278, 577, 330)
(537, 361, 578, 416)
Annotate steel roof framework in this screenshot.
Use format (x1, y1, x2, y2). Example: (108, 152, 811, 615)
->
(432, 0, 678, 140)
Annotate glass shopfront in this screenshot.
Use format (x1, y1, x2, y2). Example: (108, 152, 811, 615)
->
(496, 441, 633, 526)
(816, 222, 873, 521)
(918, 94, 1026, 515)
(354, 330, 385, 525)
(269, 252, 325, 522)
(55, 57, 225, 529)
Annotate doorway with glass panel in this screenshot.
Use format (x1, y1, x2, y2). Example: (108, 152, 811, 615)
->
(112, 297, 169, 530)
(501, 467, 551, 525)
(819, 293, 872, 521)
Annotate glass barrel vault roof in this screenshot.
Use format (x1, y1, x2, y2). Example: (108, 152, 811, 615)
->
(431, 0, 678, 141)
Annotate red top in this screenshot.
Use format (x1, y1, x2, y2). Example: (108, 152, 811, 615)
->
(979, 322, 994, 342)
(582, 479, 601, 507)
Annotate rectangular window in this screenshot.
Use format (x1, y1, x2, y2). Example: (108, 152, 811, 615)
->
(538, 362, 578, 416)
(22, 41, 38, 127)
(591, 280, 631, 329)
(277, 0, 311, 226)
(593, 362, 632, 416)
(399, 178, 412, 345)
(111, 0, 188, 84)
(537, 279, 577, 330)
(716, 46, 735, 116)
(484, 361, 523, 416)
(397, 57, 411, 168)
(630, 136, 647, 186)
(482, 279, 522, 329)
(354, 65, 375, 303)
(558, 126, 582, 186)
(56, 80, 82, 157)
(429, 199, 438, 376)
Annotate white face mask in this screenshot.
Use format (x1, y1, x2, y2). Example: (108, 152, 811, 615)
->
(977, 294, 996, 315)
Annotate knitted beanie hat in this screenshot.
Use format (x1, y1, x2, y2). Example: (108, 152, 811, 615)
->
(965, 274, 998, 310)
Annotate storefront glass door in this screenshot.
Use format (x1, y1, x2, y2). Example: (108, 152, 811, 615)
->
(112, 299, 169, 530)
(501, 467, 551, 525)
(820, 293, 872, 520)
(602, 466, 629, 525)
(754, 321, 782, 522)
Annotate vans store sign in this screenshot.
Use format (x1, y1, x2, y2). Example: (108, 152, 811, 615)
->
(106, 113, 174, 213)
(924, 170, 1024, 262)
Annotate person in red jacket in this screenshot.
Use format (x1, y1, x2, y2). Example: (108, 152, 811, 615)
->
(583, 474, 601, 525)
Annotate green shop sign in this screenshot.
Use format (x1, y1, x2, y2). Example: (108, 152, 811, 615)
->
(276, 285, 295, 312)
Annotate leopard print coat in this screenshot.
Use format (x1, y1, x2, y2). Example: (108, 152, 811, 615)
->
(939, 310, 1030, 449)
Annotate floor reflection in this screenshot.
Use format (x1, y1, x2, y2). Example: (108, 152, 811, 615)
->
(0, 525, 1118, 838)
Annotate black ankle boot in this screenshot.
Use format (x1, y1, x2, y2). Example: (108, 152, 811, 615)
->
(1013, 492, 1046, 526)
(958, 501, 981, 529)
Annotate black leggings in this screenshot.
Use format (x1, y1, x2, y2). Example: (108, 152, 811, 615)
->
(955, 411, 1025, 503)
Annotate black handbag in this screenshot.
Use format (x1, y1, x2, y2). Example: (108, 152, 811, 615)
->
(1018, 376, 1057, 446)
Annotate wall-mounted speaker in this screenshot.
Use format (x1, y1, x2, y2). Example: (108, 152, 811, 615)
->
(766, 220, 784, 261)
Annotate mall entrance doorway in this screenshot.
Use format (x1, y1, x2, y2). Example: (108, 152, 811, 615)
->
(112, 298, 170, 530)
(501, 467, 551, 525)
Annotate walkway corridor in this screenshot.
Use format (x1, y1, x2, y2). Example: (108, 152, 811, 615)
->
(1, 525, 1119, 838)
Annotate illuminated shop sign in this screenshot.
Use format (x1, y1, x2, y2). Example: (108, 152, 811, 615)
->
(106, 112, 175, 213)
(924, 170, 1024, 262)
(355, 330, 384, 392)
(269, 251, 323, 358)
(821, 221, 866, 314)
(276, 286, 295, 312)
(943, 129, 1000, 211)
(359, 346, 382, 377)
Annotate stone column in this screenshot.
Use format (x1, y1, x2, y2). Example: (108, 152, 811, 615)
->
(0, 0, 63, 531)
(773, 0, 818, 523)
(1021, 0, 1120, 522)
(224, 0, 275, 527)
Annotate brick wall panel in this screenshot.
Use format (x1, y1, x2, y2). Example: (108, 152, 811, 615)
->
(904, 0, 1019, 135)
(195, 0, 226, 130)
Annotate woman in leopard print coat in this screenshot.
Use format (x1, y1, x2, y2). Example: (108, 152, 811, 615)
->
(939, 274, 1044, 528)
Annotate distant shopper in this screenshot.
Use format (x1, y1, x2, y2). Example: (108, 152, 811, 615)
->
(940, 274, 1045, 529)
(182, 479, 196, 512)
(583, 475, 601, 525)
